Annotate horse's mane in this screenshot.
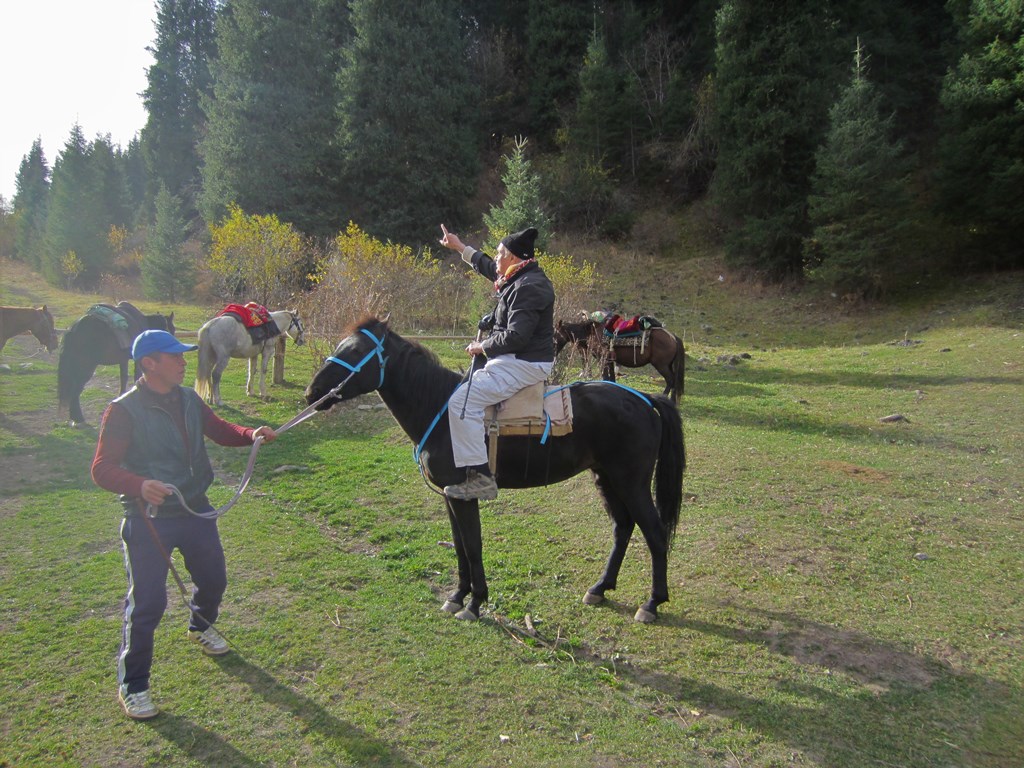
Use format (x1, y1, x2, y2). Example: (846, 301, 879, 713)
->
(353, 316, 461, 401)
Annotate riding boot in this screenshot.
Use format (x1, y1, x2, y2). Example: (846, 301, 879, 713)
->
(444, 465, 498, 501)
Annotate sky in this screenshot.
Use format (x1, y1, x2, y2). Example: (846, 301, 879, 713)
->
(0, 1, 156, 202)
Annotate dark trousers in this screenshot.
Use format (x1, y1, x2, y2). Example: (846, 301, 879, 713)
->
(118, 514, 226, 693)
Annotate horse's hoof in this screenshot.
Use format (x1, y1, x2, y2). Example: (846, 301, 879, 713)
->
(442, 600, 463, 614)
(454, 608, 479, 621)
(582, 591, 604, 606)
(634, 607, 657, 623)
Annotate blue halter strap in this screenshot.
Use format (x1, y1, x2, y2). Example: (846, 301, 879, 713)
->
(326, 328, 388, 388)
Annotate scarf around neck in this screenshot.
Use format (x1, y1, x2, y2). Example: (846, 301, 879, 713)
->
(494, 258, 536, 291)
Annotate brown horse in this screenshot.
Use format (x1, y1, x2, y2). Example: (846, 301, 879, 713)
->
(555, 318, 685, 402)
(0, 305, 59, 353)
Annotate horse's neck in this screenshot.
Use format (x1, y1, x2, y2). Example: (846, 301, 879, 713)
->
(270, 311, 290, 334)
(376, 338, 459, 442)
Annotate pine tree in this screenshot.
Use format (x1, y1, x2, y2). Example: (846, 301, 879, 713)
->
(142, 0, 218, 218)
(482, 137, 551, 250)
(938, 0, 1024, 268)
(12, 139, 50, 268)
(524, 0, 590, 146)
(337, 0, 478, 246)
(712, 0, 841, 280)
(806, 44, 912, 297)
(143, 184, 193, 301)
(570, 31, 631, 176)
(43, 125, 112, 285)
(200, 0, 349, 236)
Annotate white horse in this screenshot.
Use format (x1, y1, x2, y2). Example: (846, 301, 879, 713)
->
(194, 310, 305, 405)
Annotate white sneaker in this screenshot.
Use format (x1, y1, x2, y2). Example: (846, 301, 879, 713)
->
(189, 626, 229, 655)
(119, 685, 158, 720)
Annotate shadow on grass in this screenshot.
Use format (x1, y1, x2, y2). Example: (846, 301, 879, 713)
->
(211, 653, 423, 767)
(145, 712, 263, 767)
(543, 602, 1023, 766)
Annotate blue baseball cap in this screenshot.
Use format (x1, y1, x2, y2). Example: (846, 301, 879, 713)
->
(132, 330, 198, 361)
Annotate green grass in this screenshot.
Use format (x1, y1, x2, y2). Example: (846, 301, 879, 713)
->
(1, 254, 1022, 767)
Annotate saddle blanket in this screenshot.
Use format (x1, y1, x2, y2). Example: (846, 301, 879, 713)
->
(485, 382, 574, 473)
(601, 313, 662, 337)
(218, 302, 272, 328)
(485, 382, 573, 438)
(218, 302, 279, 345)
(86, 303, 146, 350)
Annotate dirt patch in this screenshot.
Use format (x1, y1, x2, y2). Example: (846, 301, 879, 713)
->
(763, 618, 940, 691)
(818, 460, 891, 484)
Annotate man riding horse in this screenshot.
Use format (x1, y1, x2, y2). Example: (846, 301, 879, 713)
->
(437, 224, 555, 501)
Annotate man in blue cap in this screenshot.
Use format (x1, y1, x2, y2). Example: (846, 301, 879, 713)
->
(91, 329, 278, 719)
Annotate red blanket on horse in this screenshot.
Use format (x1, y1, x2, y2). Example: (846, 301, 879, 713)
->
(218, 302, 272, 329)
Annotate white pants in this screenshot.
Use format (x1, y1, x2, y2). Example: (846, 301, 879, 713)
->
(448, 355, 552, 468)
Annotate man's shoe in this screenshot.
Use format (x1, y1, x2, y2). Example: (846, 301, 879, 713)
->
(444, 469, 498, 501)
(119, 685, 158, 720)
(189, 626, 230, 655)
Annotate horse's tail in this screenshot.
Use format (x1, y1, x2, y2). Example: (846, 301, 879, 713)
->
(194, 325, 214, 402)
(652, 395, 685, 546)
(672, 335, 686, 400)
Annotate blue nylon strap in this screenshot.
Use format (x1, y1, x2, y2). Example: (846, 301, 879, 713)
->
(414, 401, 449, 463)
(413, 379, 654, 463)
(326, 328, 387, 388)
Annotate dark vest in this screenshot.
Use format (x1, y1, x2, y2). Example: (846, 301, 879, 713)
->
(114, 385, 215, 515)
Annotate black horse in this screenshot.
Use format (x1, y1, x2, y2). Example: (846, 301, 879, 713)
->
(58, 302, 175, 425)
(305, 318, 686, 623)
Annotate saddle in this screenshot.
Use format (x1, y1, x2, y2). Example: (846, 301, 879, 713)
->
(484, 382, 574, 473)
(218, 302, 280, 345)
(601, 313, 663, 352)
(86, 302, 147, 350)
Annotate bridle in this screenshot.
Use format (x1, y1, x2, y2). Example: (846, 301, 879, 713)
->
(326, 327, 388, 389)
(286, 312, 305, 344)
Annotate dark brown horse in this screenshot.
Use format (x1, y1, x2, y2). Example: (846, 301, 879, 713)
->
(554, 318, 685, 402)
(57, 302, 175, 425)
(0, 305, 59, 353)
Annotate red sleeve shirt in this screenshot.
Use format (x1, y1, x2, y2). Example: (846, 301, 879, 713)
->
(91, 386, 257, 498)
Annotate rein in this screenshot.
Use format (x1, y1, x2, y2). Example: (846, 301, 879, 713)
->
(142, 331, 388, 520)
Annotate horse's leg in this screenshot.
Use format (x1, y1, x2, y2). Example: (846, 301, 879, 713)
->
(212, 355, 231, 406)
(626, 487, 671, 624)
(246, 354, 258, 398)
(442, 499, 472, 614)
(118, 358, 129, 395)
(69, 361, 99, 425)
(654, 359, 674, 399)
(584, 470, 635, 606)
(259, 346, 271, 397)
(446, 498, 488, 620)
(601, 349, 616, 382)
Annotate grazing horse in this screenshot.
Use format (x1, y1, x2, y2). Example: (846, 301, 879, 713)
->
(57, 303, 175, 425)
(0, 305, 58, 353)
(194, 310, 305, 405)
(555, 318, 685, 403)
(305, 318, 686, 623)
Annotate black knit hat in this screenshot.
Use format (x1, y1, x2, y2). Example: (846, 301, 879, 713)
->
(501, 227, 539, 260)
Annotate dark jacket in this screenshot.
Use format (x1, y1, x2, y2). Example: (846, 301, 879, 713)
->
(468, 251, 555, 363)
(113, 385, 215, 515)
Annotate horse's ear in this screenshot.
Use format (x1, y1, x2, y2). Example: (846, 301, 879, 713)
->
(578, 310, 589, 321)
(378, 312, 391, 325)
(40, 304, 47, 311)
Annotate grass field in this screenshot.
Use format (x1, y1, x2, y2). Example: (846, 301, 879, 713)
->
(1, 254, 1022, 767)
